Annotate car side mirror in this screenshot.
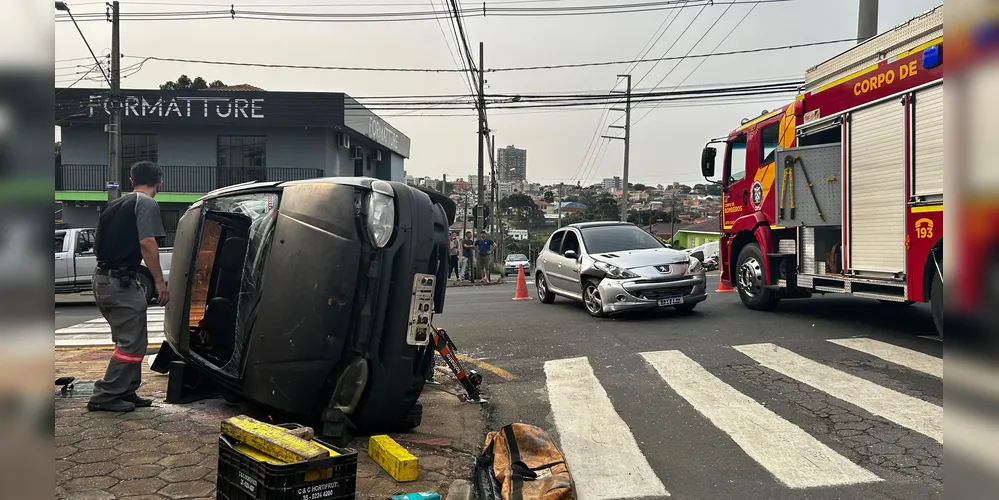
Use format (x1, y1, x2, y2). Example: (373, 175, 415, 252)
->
(564, 250, 578, 259)
(690, 250, 705, 262)
(701, 147, 717, 178)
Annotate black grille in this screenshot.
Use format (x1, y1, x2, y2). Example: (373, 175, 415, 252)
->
(637, 286, 694, 301)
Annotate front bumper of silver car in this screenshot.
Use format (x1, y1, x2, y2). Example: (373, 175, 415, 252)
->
(597, 273, 708, 314)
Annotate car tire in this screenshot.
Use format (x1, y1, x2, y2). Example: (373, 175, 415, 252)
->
(582, 278, 606, 318)
(878, 299, 914, 306)
(930, 261, 943, 337)
(536, 272, 556, 304)
(674, 303, 697, 314)
(735, 243, 780, 311)
(136, 272, 156, 305)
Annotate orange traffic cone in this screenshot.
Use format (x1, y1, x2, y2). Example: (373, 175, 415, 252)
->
(715, 278, 736, 293)
(512, 265, 532, 301)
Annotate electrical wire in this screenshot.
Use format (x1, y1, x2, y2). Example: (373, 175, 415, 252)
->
(54, 0, 792, 23)
(633, 0, 760, 126)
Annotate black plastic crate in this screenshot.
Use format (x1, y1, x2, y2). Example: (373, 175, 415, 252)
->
(216, 429, 357, 500)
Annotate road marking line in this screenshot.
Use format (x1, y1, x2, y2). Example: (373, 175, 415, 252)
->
(640, 350, 881, 488)
(734, 343, 943, 444)
(544, 357, 669, 499)
(828, 338, 942, 378)
(454, 353, 517, 381)
(946, 403, 999, 474)
(57, 323, 164, 334)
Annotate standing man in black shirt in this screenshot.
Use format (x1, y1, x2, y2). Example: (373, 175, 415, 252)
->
(87, 161, 170, 413)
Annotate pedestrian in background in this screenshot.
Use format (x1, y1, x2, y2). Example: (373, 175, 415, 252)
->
(461, 230, 475, 281)
(87, 161, 170, 413)
(448, 232, 460, 281)
(475, 230, 496, 283)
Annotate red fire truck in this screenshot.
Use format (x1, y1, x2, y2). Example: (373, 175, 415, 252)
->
(699, 6, 943, 335)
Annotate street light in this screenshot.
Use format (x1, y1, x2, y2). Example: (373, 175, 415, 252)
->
(55, 1, 112, 87)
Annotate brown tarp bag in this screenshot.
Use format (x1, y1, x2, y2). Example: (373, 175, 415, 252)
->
(474, 423, 576, 500)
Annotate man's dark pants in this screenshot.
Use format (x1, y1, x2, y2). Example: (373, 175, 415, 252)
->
(449, 254, 459, 280)
(89, 271, 149, 404)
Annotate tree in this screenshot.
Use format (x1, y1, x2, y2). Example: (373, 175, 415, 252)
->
(543, 190, 555, 203)
(633, 183, 647, 191)
(160, 75, 226, 91)
(501, 193, 544, 228)
(706, 184, 722, 196)
(582, 194, 620, 222)
(678, 184, 692, 195)
(692, 184, 707, 195)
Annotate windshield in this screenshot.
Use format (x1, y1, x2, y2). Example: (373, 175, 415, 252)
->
(506, 254, 528, 261)
(580, 225, 664, 254)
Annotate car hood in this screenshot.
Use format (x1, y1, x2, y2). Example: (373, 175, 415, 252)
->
(590, 247, 690, 269)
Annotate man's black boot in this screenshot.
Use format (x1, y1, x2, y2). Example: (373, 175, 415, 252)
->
(87, 399, 136, 412)
(121, 393, 154, 407)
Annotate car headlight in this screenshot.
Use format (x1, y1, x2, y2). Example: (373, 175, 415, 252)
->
(687, 256, 703, 274)
(594, 261, 638, 279)
(367, 181, 395, 248)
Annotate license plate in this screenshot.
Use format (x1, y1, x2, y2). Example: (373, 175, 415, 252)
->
(658, 296, 683, 307)
(406, 273, 436, 346)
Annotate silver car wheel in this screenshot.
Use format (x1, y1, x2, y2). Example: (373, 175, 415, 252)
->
(584, 284, 602, 314)
(537, 274, 547, 295)
(738, 256, 764, 298)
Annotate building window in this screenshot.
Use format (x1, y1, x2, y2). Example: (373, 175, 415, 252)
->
(217, 136, 266, 187)
(122, 134, 158, 167)
(218, 136, 266, 168)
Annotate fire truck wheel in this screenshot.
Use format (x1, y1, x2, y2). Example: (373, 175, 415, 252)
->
(736, 243, 780, 311)
(930, 264, 943, 337)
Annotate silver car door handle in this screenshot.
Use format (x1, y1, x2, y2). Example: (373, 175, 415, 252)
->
(55, 256, 65, 260)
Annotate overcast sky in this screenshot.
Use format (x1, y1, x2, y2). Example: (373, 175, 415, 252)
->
(54, 0, 941, 187)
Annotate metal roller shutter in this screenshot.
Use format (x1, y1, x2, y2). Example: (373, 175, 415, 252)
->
(913, 83, 943, 197)
(849, 99, 906, 275)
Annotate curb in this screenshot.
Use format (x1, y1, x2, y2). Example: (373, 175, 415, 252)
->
(447, 479, 473, 500)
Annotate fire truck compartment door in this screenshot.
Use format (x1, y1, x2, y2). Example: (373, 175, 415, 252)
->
(913, 83, 943, 198)
(849, 98, 906, 275)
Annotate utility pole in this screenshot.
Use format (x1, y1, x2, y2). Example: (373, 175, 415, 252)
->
(476, 42, 486, 229)
(602, 74, 631, 222)
(442, 173, 447, 194)
(857, 0, 879, 42)
(490, 134, 497, 235)
(108, 0, 122, 200)
(670, 196, 677, 245)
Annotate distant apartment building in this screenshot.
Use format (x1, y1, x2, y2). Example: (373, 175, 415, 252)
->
(602, 177, 622, 193)
(468, 173, 490, 189)
(497, 145, 527, 183)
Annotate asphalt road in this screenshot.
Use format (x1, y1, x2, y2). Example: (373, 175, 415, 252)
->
(54, 276, 946, 499)
(434, 274, 944, 500)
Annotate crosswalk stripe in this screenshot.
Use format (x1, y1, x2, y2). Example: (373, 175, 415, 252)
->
(57, 323, 164, 334)
(640, 350, 880, 488)
(828, 338, 942, 378)
(544, 357, 669, 499)
(734, 343, 943, 444)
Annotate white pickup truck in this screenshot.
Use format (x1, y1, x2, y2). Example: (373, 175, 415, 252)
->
(55, 227, 172, 303)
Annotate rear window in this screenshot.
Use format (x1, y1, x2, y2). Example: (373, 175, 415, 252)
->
(507, 254, 528, 261)
(580, 225, 664, 255)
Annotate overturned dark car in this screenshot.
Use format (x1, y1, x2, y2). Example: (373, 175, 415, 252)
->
(155, 177, 455, 435)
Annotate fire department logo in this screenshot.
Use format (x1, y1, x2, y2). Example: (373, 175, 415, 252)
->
(751, 181, 764, 209)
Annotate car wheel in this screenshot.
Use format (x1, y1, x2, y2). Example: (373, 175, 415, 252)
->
(930, 261, 943, 337)
(583, 279, 605, 318)
(136, 272, 156, 305)
(536, 272, 556, 304)
(878, 299, 914, 306)
(674, 303, 697, 314)
(735, 243, 780, 311)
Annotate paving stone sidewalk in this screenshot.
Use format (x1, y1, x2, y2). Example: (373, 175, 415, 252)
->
(56, 349, 488, 499)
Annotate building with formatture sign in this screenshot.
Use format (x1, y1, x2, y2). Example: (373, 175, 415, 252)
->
(55, 86, 412, 244)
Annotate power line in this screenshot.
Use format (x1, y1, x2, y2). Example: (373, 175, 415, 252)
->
(104, 37, 855, 79)
(633, 0, 760, 125)
(54, 0, 793, 23)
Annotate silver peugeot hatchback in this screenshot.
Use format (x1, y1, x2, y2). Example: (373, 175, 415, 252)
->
(534, 222, 707, 317)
